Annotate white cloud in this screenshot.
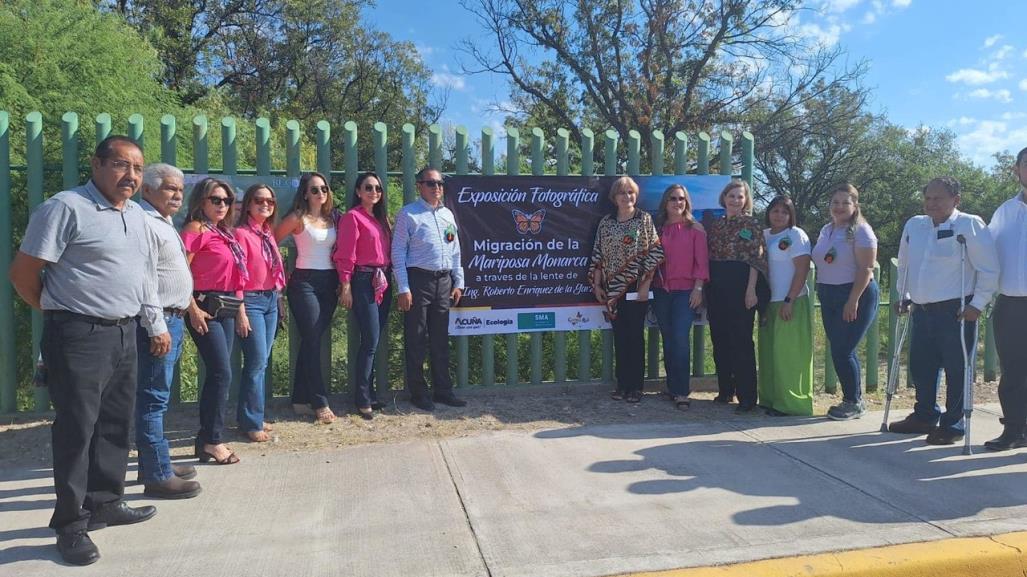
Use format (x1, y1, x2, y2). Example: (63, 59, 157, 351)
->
(431, 71, 466, 91)
(825, 0, 861, 12)
(892, 0, 911, 6)
(946, 116, 978, 127)
(955, 119, 1027, 166)
(861, 11, 877, 24)
(799, 22, 843, 46)
(983, 34, 1003, 48)
(968, 88, 1012, 103)
(1001, 111, 1027, 121)
(994, 45, 1014, 61)
(1023, 49, 1027, 59)
(945, 68, 1009, 85)
(1020, 79, 1027, 91)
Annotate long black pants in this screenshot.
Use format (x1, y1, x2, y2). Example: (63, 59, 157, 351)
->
(42, 314, 137, 533)
(611, 298, 648, 394)
(995, 295, 1027, 430)
(404, 268, 454, 401)
(707, 260, 758, 407)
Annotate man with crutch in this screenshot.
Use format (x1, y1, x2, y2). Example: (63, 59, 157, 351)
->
(887, 177, 998, 446)
(984, 147, 1027, 451)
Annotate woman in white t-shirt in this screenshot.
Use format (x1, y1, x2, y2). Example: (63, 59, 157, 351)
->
(275, 172, 340, 424)
(758, 196, 814, 416)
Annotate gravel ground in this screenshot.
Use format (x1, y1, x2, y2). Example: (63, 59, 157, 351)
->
(0, 376, 1001, 469)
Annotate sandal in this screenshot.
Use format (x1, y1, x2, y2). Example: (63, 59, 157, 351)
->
(247, 430, 271, 442)
(262, 422, 274, 433)
(315, 406, 336, 425)
(357, 407, 374, 421)
(625, 391, 642, 403)
(198, 444, 240, 465)
(673, 396, 691, 411)
(609, 390, 625, 401)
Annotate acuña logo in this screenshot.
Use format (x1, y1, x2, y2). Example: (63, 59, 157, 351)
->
(567, 311, 591, 326)
(455, 317, 483, 327)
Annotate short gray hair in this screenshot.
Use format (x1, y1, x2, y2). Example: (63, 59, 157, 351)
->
(142, 163, 184, 192)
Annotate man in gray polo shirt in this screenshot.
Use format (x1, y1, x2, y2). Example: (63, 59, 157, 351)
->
(8, 135, 169, 565)
(135, 163, 202, 500)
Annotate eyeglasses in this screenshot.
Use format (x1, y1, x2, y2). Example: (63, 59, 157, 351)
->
(615, 190, 636, 197)
(362, 184, 384, 193)
(253, 198, 276, 207)
(307, 186, 330, 195)
(668, 196, 687, 202)
(207, 196, 232, 207)
(418, 180, 444, 188)
(105, 159, 144, 174)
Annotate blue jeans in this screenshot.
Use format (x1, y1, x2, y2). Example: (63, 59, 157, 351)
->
(652, 288, 696, 396)
(817, 280, 879, 403)
(135, 315, 185, 482)
(188, 313, 235, 445)
(909, 299, 976, 433)
(238, 290, 279, 433)
(287, 269, 338, 409)
(351, 272, 391, 409)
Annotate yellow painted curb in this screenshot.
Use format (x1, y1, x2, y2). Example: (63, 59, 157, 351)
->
(618, 531, 1027, 577)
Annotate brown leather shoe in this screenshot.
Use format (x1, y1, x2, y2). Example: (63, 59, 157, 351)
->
(143, 476, 202, 500)
(172, 463, 197, 480)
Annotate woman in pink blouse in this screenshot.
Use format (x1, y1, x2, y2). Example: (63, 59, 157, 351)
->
(234, 184, 286, 441)
(333, 172, 392, 419)
(182, 178, 247, 465)
(652, 184, 709, 410)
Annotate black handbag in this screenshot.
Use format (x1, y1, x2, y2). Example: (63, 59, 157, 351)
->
(197, 293, 244, 319)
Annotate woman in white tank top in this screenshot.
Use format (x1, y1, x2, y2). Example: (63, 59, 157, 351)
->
(275, 172, 339, 424)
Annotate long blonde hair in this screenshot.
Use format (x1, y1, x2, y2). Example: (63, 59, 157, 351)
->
(829, 183, 866, 239)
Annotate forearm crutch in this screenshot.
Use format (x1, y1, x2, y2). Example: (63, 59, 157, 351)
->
(958, 234, 979, 455)
(881, 308, 911, 432)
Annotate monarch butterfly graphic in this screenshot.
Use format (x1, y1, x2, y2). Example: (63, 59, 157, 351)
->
(512, 208, 546, 235)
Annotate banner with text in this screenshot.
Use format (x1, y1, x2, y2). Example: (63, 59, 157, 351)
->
(444, 174, 731, 335)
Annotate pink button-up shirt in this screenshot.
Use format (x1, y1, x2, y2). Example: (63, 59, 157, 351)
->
(655, 222, 709, 291)
(234, 221, 284, 292)
(182, 227, 246, 294)
(332, 206, 391, 284)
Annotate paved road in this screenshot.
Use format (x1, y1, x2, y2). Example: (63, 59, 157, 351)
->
(2, 403, 1026, 577)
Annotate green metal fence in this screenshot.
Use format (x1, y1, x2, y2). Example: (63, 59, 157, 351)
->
(0, 111, 1001, 413)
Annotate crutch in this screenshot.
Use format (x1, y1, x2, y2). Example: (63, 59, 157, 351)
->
(881, 304, 911, 432)
(958, 234, 980, 455)
(882, 236, 912, 433)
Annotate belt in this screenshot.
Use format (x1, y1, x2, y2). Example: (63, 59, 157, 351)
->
(914, 296, 971, 311)
(409, 267, 450, 278)
(355, 265, 389, 273)
(44, 310, 137, 326)
(999, 294, 1027, 301)
(163, 307, 187, 318)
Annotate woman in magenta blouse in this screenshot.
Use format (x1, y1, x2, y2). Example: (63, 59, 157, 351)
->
(234, 184, 286, 441)
(182, 178, 247, 465)
(652, 184, 709, 410)
(334, 172, 392, 419)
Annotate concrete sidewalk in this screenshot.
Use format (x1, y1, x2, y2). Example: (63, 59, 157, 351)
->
(3, 403, 1027, 577)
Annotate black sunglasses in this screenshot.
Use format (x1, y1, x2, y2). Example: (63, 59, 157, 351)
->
(362, 184, 384, 193)
(418, 179, 444, 188)
(207, 196, 232, 207)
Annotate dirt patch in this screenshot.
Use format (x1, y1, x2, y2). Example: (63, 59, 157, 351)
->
(0, 376, 1001, 469)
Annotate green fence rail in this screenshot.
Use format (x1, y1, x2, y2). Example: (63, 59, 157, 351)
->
(0, 112, 1001, 413)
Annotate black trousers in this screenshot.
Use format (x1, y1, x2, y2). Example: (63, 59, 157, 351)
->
(404, 268, 454, 400)
(995, 295, 1027, 430)
(42, 314, 137, 533)
(611, 299, 648, 394)
(707, 260, 758, 406)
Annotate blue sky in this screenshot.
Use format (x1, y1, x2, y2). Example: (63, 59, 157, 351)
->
(366, 0, 1027, 168)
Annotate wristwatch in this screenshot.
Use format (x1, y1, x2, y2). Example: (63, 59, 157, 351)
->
(783, 296, 792, 304)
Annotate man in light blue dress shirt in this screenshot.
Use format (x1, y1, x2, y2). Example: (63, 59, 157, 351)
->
(392, 167, 467, 411)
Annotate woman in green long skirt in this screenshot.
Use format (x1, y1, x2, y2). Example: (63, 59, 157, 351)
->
(758, 196, 814, 416)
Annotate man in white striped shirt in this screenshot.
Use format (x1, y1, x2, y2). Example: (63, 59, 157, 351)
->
(135, 164, 201, 498)
(985, 147, 1027, 451)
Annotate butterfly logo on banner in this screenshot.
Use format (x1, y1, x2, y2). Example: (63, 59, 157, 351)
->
(512, 208, 546, 235)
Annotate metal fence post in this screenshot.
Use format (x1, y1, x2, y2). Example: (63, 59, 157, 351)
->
(505, 127, 520, 386)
